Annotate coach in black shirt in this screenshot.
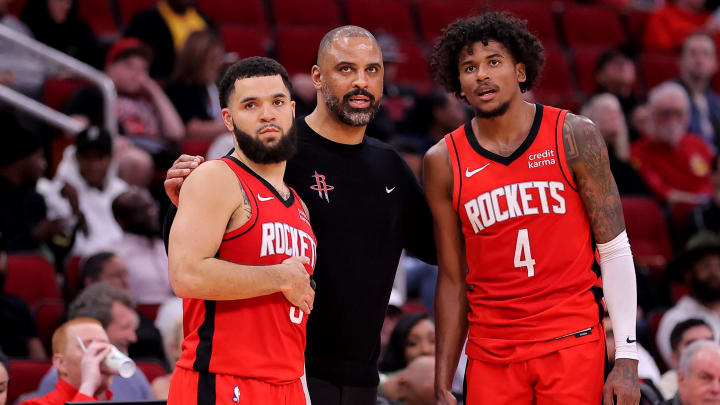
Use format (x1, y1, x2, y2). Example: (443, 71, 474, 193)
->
(164, 26, 435, 405)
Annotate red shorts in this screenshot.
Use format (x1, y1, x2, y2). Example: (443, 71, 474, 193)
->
(168, 366, 307, 405)
(465, 326, 606, 405)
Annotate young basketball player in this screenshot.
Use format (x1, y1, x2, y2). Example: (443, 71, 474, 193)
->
(167, 57, 316, 405)
(425, 13, 641, 405)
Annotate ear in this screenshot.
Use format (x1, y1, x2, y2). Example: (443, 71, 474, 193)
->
(516, 62, 527, 85)
(221, 108, 234, 133)
(53, 353, 65, 376)
(677, 369, 686, 385)
(311, 65, 322, 91)
(396, 375, 409, 398)
(291, 100, 296, 117)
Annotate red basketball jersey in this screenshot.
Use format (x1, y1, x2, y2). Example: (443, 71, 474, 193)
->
(176, 156, 317, 383)
(444, 105, 601, 363)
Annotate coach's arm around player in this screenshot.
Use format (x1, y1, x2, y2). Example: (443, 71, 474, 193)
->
(168, 160, 315, 314)
(563, 113, 641, 405)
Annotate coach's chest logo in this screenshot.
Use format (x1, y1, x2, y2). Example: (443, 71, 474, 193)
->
(527, 149, 556, 169)
(310, 171, 334, 202)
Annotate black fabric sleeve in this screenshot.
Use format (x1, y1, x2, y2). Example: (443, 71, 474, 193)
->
(401, 162, 437, 265)
(65, 86, 104, 127)
(165, 83, 208, 124)
(162, 204, 177, 255)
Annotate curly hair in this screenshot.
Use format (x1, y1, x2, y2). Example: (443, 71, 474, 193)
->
(218, 56, 293, 109)
(430, 12, 545, 97)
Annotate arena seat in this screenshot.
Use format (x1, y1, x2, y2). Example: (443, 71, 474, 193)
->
(638, 52, 679, 91)
(534, 45, 575, 98)
(394, 42, 432, 93)
(182, 138, 214, 158)
(346, 0, 416, 41)
(64, 255, 84, 302)
(621, 197, 673, 272)
(7, 360, 53, 405)
(275, 26, 327, 75)
(573, 46, 608, 95)
(137, 304, 161, 323)
(77, 0, 118, 38)
(5, 255, 61, 308)
(418, 0, 479, 42)
(119, 0, 157, 24)
(624, 9, 651, 51)
(33, 299, 65, 352)
(220, 26, 269, 58)
(197, 0, 266, 27)
(271, 0, 341, 28)
(43, 77, 91, 113)
(562, 4, 625, 48)
(495, 3, 558, 43)
(136, 361, 167, 383)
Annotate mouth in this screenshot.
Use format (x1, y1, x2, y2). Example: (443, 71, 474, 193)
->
(347, 95, 371, 109)
(258, 127, 280, 135)
(476, 87, 497, 101)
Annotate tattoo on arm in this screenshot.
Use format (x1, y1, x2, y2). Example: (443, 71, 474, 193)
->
(563, 113, 625, 243)
(240, 185, 252, 219)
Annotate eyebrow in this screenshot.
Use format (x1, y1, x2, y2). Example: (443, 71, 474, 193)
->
(485, 53, 505, 59)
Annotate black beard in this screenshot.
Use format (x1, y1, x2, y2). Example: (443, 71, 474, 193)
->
(690, 275, 720, 304)
(323, 85, 379, 127)
(232, 121, 297, 164)
(474, 100, 511, 119)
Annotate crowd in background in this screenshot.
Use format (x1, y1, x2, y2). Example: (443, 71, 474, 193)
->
(2, 0, 720, 404)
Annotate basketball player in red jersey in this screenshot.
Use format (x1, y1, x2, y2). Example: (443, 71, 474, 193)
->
(167, 57, 316, 405)
(425, 13, 641, 405)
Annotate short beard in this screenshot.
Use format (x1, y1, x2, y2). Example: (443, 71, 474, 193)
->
(322, 82, 379, 126)
(474, 100, 511, 119)
(232, 121, 297, 164)
(690, 274, 720, 304)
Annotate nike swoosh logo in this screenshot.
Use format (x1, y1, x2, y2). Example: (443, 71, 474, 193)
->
(465, 163, 490, 177)
(626, 337, 636, 344)
(386, 187, 395, 194)
(257, 194, 274, 202)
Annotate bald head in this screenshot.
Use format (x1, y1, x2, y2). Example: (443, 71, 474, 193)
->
(318, 25, 377, 64)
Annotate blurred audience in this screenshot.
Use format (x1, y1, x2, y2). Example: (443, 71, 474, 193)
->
(402, 91, 467, 150)
(36, 283, 152, 401)
(111, 188, 172, 305)
(582, 93, 650, 196)
(379, 313, 435, 374)
(0, 235, 47, 360)
(0, 112, 68, 253)
(37, 127, 126, 257)
(124, 0, 214, 79)
(165, 29, 227, 141)
(643, 0, 717, 53)
(657, 232, 720, 369)
(631, 82, 713, 205)
(686, 156, 720, 239)
(660, 340, 720, 405)
(115, 142, 154, 189)
(0, 0, 57, 99)
(19, 0, 100, 68)
(149, 315, 182, 399)
(377, 356, 435, 405)
(0, 351, 7, 405)
(21, 318, 114, 404)
(677, 33, 720, 150)
(659, 318, 715, 399)
(593, 48, 640, 128)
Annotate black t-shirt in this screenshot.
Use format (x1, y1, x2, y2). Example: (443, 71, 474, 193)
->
(163, 117, 436, 386)
(164, 81, 212, 124)
(0, 292, 39, 356)
(0, 178, 47, 252)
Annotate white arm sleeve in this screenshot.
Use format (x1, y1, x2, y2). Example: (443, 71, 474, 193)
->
(597, 230, 639, 360)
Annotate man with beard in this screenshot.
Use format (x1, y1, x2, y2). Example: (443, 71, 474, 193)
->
(167, 56, 317, 405)
(164, 26, 435, 405)
(425, 13, 639, 404)
(656, 232, 720, 370)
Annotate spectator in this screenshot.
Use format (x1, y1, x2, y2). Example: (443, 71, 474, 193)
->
(657, 232, 720, 369)
(124, 0, 214, 79)
(643, 0, 717, 53)
(19, 0, 100, 68)
(75, 254, 164, 364)
(631, 81, 713, 205)
(0, 112, 68, 253)
(0, 235, 47, 359)
(372, 32, 418, 130)
(37, 126, 127, 257)
(20, 318, 115, 405)
(379, 313, 435, 373)
(150, 316, 182, 399)
(111, 188, 172, 305)
(677, 33, 720, 150)
(661, 340, 720, 405)
(65, 39, 184, 163)
(115, 144, 154, 189)
(0, 350, 8, 405)
(582, 93, 650, 196)
(377, 356, 434, 405)
(604, 314, 662, 386)
(593, 48, 640, 127)
(686, 156, 720, 238)
(36, 283, 152, 401)
(0, 0, 57, 99)
(402, 91, 467, 150)
(659, 318, 715, 399)
(165, 29, 227, 140)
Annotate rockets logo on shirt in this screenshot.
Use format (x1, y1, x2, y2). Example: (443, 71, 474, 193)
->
(260, 221, 317, 267)
(464, 181, 566, 233)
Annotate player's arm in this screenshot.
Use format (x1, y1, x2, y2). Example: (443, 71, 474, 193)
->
(423, 141, 467, 405)
(564, 114, 640, 405)
(168, 161, 314, 313)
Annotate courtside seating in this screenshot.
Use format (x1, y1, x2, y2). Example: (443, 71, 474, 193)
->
(5, 255, 61, 308)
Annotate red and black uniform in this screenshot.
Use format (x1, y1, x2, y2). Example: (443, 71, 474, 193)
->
(445, 105, 605, 404)
(168, 156, 316, 405)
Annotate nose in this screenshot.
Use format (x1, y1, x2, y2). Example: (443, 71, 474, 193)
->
(129, 329, 137, 344)
(352, 69, 369, 89)
(259, 102, 275, 122)
(421, 341, 435, 356)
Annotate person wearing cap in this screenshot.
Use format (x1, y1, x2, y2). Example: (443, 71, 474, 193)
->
(656, 231, 720, 369)
(20, 318, 115, 405)
(36, 126, 127, 256)
(65, 38, 184, 157)
(0, 110, 68, 253)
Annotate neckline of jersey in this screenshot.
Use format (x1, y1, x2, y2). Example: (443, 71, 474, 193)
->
(464, 103, 544, 166)
(298, 116, 367, 152)
(224, 155, 295, 208)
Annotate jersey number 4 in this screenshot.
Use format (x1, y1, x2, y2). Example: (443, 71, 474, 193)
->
(514, 229, 536, 277)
